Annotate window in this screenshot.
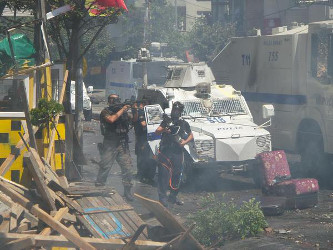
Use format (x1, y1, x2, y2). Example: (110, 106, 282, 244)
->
(133, 64, 143, 79)
(51, 68, 60, 101)
(311, 31, 333, 84)
(172, 69, 182, 80)
(0, 79, 24, 112)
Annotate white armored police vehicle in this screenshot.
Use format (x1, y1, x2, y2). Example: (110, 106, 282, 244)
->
(211, 20, 333, 177)
(138, 62, 274, 183)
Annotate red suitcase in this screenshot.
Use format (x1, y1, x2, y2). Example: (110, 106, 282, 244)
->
(257, 150, 319, 209)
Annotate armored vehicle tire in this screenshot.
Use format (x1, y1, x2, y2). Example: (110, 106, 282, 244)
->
(300, 140, 329, 181)
(84, 109, 92, 121)
(297, 120, 329, 180)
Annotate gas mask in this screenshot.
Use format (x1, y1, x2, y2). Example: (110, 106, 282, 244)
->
(171, 108, 181, 122)
(171, 102, 184, 122)
(109, 97, 121, 105)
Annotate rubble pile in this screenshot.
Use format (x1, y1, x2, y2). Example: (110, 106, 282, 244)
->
(0, 144, 204, 249)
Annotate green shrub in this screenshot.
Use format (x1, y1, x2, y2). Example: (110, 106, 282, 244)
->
(187, 194, 267, 247)
(30, 98, 63, 127)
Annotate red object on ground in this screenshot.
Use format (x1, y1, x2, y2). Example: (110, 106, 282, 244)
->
(257, 150, 319, 209)
(96, 0, 128, 11)
(274, 178, 319, 196)
(258, 150, 291, 186)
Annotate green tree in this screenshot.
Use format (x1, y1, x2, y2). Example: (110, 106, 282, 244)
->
(122, 0, 188, 60)
(122, 2, 235, 62)
(188, 19, 236, 61)
(3, 0, 125, 166)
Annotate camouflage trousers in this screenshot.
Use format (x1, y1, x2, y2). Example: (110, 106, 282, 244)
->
(96, 137, 133, 187)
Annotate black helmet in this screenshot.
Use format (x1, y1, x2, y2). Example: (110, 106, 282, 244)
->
(171, 101, 184, 121)
(172, 101, 184, 112)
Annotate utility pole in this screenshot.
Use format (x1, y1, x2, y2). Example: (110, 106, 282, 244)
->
(142, 0, 150, 89)
(175, 0, 178, 30)
(74, 18, 84, 175)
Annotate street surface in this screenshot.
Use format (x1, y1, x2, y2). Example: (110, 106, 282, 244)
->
(81, 89, 333, 249)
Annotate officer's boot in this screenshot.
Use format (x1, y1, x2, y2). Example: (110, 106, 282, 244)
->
(124, 186, 134, 202)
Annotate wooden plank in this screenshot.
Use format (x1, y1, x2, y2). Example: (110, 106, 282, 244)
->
(0, 191, 14, 207)
(0, 192, 38, 226)
(48, 179, 69, 194)
(0, 233, 165, 249)
(57, 193, 103, 238)
(50, 210, 76, 223)
(82, 204, 133, 214)
(55, 191, 84, 213)
(104, 196, 144, 239)
(123, 224, 147, 250)
(134, 193, 204, 250)
(2, 236, 35, 250)
(19, 80, 37, 149)
(0, 180, 96, 250)
(20, 229, 37, 234)
(66, 186, 115, 196)
(22, 210, 38, 226)
(87, 196, 132, 239)
(67, 225, 80, 250)
(41, 157, 60, 184)
(0, 155, 16, 177)
(0, 176, 29, 193)
(9, 205, 23, 232)
(156, 223, 196, 250)
(0, 210, 10, 233)
(97, 196, 137, 239)
(16, 218, 30, 233)
(39, 207, 69, 236)
(106, 193, 148, 240)
(0, 128, 38, 176)
(82, 196, 120, 239)
(74, 198, 105, 238)
(58, 175, 69, 188)
(27, 149, 56, 211)
(46, 69, 68, 163)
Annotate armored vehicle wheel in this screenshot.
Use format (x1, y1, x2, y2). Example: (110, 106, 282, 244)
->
(300, 140, 329, 181)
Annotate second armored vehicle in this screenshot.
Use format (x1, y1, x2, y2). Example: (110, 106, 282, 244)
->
(138, 62, 274, 183)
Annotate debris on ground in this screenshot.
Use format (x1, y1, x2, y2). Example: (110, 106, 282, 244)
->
(0, 143, 205, 249)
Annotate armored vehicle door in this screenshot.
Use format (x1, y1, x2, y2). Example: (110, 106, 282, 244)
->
(144, 104, 164, 155)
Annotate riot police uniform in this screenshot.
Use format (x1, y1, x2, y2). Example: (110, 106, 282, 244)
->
(155, 101, 193, 207)
(96, 95, 134, 201)
(133, 103, 156, 184)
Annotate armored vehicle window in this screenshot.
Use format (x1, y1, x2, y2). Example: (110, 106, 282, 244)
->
(172, 69, 182, 79)
(212, 99, 246, 115)
(133, 64, 143, 79)
(311, 31, 332, 85)
(0, 79, 24, 112)
(146, 107, 163, 124)
(182, 98, 247, 117)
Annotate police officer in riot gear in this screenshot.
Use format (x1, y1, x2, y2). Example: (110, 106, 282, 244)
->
(155, 101, 194, 207)
(96, 94, 134, 201)
(133, 99, 156, 185)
